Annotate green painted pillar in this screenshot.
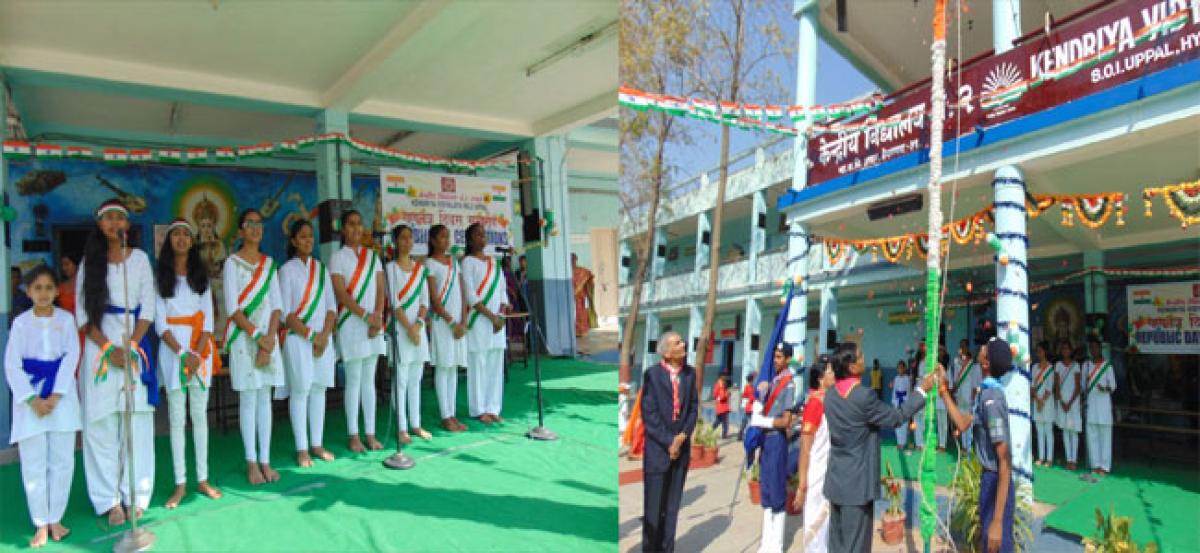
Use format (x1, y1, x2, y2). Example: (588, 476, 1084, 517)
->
(315, 109, 353, 261)
(523, 135, 576, 356)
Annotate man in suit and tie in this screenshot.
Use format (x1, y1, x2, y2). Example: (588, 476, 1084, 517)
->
(824, 340, 936, 552)
(640, 331, 698, 552)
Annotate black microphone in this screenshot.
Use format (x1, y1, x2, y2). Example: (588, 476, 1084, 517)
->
(494, 245, 515, 253)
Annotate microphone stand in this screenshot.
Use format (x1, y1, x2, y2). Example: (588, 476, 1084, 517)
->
(505, 251, 556, 441)
(114, 230, 155, 552)
(373, 232, 414, 470)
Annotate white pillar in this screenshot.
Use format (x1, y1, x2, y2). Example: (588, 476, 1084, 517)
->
(749, 189, 767, 282)
(993, 165, 1034, 509)
(643, 312, 661, 372)
(526, 135, 576, 356)
(314, 109, 353, 261)
(695, 211, 712, 277)
(742, 299, 763, 387)
(784, 0, 818, 368)
(687, 305, 704, 367)
(993, 0, 1021, 54)
(818, 287, 837, 353)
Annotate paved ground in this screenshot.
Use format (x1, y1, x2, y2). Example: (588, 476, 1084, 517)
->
(619, 424, 1086, 552)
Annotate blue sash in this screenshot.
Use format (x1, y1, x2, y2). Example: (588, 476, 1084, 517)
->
(22, 356, 64, 400)
(104, 305, 160, 407)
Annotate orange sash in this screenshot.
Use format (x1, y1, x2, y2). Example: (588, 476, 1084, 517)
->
(167, 311, 222, 379)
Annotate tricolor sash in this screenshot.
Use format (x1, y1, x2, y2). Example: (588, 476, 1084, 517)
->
(167, 310, 220, 390)
(1034, 362, 1053, 394)
(467, 257, 500, 329)
(223, 255, 278, 351)
(295, 257, 327, 328)
(22, 356, 64, 400)
(436, 257, 458, 320)
(1086, 361, 1111, 396)
(954, 359, 975, 390)
(396, 262, 428, 311)
(337, 247, 378, 329)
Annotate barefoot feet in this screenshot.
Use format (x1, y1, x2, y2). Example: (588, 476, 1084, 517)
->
(398, 431, 412, 445)
(248, 462, 266, 485)
(412, 428, 432, 440)
(348, 435, 366, 453)
(297, 450, 313, 468)
(107, 506, 126, 526)
(365, 435, 384, 450)
(197, 481, 222, 500)
(260, 464, 281, 482)
(312, 447, 335, 462)
(48, 522, 69, 542)
(30, 526, 48, 548)
(165, 484, 187, 509)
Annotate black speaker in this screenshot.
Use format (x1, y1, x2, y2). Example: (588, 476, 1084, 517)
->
(827, 329, 837, 349)
(757, 213, 767, 229)
(523, 208, 542, 242)
(517, 151, 535, 216)
(701, 230, 711, 245)
(647, 340, 658, 354)
(751, 334, 760, 350)
(317, 199, 353, 244)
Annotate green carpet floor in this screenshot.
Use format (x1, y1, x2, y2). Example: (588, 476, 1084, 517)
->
(878, 438, 1199, 552)
(0, 358, 617, 552)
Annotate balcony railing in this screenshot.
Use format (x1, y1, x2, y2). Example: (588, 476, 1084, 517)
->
(620, 246, 791, 310)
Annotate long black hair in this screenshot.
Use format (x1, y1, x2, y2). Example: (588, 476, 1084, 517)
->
(339, 209, 361, 244)
(286, 218, 313, 260)
(428, 224, 448, 255)
(82, 199, 128, 328)
(156, 227, 208, 299)
(464, 222, 484, 256)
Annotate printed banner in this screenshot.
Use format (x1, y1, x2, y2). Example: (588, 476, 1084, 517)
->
(807, 0, 1200, 185)
(1126, 280, 1200, 354)
(379, 168, 513, 256)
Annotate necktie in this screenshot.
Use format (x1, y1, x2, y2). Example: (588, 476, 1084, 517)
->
(662, 362, 680, 421)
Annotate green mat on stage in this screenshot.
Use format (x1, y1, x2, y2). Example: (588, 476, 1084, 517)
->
(0, 358, 617, 552)
(878, 438, 1200, 552)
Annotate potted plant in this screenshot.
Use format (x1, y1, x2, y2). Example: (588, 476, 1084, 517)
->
(785, 473, 802, 516)
(690, 420, 708, 466)
(701, 422, 719, 465)
(949, 451, 1035, 552)
(747, 462, 761, 505)
(1082, 507, 1159, 553)
(880, 461, 906, 545)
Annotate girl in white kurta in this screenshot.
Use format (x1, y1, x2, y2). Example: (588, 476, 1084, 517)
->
(1083, 339, 1117, 474)
(330, 210, 387, 452)
(461, 223, 510, 423)
(154, 219, 222, 508)
(386, 224, 432, 443)
(278, 219, 338, 468)
(425, 224, 469, 432)
(76, 199, 158, 525)
(1031, 342, 1057, 466)
(951, 341, 981, 450)
(1055, 340, 1083, 470)
(221, 208, 284, 485)
(6, 267, 81, 547)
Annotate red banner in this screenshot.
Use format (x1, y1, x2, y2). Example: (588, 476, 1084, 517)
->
(807, 0, 1200, 186)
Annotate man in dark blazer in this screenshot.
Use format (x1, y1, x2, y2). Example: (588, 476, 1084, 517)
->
(824, 340, 936, 552)
(641, 331, 698, 552)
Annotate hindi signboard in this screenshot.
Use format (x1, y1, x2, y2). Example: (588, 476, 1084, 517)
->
(379, 168, 514, 256)
(1126, 280, 1200, 354)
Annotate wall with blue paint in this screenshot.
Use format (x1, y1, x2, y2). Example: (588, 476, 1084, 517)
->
(566, 189, 618, 269)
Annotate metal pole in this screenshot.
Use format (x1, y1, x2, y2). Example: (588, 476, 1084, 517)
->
(114, 230, 154, 552)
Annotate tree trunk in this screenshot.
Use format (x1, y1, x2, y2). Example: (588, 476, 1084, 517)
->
(618, 118, 670, 388)
(692, 1, 744, 394)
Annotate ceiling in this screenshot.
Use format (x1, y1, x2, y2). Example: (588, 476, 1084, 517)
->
(816, 0, 1098, 91)
(0, 0, 618, 159)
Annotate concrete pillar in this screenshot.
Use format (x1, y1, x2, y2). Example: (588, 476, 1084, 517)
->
(643, 311, 661, 371)
(525, 134, 576, 356)
(818, 287, 838, 353)
(742, 298, 763, 388)
(0, 81, 10, 446)
(993, 165, 1034, 507)
(695, 210, 711, 279)
(314, 110, 352, 261)
(686, 305, 703, 367)
(749, 189, 767, 282)
(783, 0, 818, 371)
(993, 0, 1021, 54)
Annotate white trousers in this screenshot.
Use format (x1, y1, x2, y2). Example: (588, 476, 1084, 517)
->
(936, 408, 948, 448)
(435, 365, 459, 419)
(395, 361, 424, 432)
(289, 385, 327, 451)
(239, 387, 273, 464)
(1035, 420, 1055, 462)
(468, 349, 504, 417)
(167, 385, 210, 485)
(1086, 423, 1112, 471)
(801, 495, 830, 553)
(757, 509, 786, 553)
(344, 356, 378, 435)
(83, 412, 154, 514)
(18, 431, 75, 527)
(894, 418, 908, 447)
(1061, 428, 1080, 464)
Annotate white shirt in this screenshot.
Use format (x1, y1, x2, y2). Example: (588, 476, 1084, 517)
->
(5, 309, 82, 443)
(425, 256, 468, 368)
(386, 259, 431, 365)
(221, 252, 284, 391)
(461, 254, 510, 353)
(1031, 361, 1057, 422)
(1082, 358, 1117, 425)
(1055, 361, 1083, 431)
(330, 245, 386, 360)
(76, 249, 157, 421)
(155, 275, 215, 390)
(278, 256, 338, 392)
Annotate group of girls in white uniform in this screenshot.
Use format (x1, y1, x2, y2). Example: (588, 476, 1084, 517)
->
(5, 199, 511, 548)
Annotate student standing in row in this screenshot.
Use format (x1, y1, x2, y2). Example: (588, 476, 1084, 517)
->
(425, 224, 468, 432)
(386, 224, 432, 443)
(331, 210, 386, 451)
(1083, 337, 1116, 475)
(77, 199, 159, 525)
(6, 266, 81, 547)
(278, 219, 338, 468)
(154, 218, 222, 507)
(222, 208, 284, 485)
(462, 223, 509, 423)
(1031, 342, 1057, 467)
(1055, 340, 1083, 471)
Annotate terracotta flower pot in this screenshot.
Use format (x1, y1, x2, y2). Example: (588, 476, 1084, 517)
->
(748, 480, 761, 505)
(703, 446, 718, 464)
(881, 512, 906, 545)
(691, 443, 704, 460)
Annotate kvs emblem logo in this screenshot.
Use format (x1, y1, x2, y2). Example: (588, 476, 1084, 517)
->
(980, 62, 1024, 118)
(441, 177, 456, 192)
